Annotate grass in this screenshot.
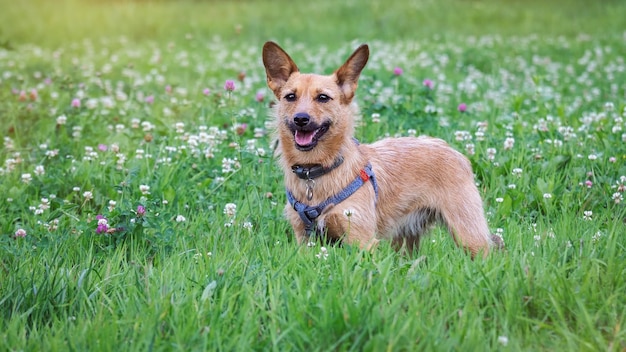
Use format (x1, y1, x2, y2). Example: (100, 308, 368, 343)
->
(1, 0, 625, 350)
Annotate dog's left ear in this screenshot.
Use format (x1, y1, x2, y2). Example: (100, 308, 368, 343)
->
(335, 44, 369, 102)
(262, 41, 299, 97)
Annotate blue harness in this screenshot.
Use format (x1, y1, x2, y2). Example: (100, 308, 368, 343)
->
(285, 162, 379, 237)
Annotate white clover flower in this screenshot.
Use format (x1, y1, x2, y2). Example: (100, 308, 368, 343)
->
(315, 246, 329, 260)
(83, 191, 93, 201)
(503, 137, 515, 150)
(224, 203, 237, 217)
(34, 165, 45, 176)
(139, 185, 150, 195)
(14, 229, 27, 238)
(592, 231, 602, 243)
(583, 210, 593, 221)
(175, 215, 186, 222)
(21, 173, 32, 184)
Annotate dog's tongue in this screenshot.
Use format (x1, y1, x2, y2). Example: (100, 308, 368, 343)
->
(295, 130, 315, 146)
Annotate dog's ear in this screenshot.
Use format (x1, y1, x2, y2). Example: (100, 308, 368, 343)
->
(334, 44, 369, 102)
(262, 41, 299, 96)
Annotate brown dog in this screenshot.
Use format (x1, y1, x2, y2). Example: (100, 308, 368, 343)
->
(262, 41, 501, 257)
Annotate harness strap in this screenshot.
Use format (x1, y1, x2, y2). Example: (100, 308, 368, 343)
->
(286, 163, 379, 237)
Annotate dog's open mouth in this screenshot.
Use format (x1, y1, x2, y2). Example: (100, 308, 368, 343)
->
(292, 121, 330, 151)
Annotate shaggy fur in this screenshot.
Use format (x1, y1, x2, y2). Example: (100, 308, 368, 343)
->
(262, 41, 502, 257)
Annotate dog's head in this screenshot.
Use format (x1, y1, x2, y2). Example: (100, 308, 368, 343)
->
(262, 42, 369, 158)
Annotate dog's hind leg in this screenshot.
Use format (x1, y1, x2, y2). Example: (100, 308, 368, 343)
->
(438, 191, 493, 258)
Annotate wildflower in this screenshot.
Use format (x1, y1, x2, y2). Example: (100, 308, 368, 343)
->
(108, 200, 117, 211)
(371, 113, 381, 123)
(495, 197, 504, 203)
(592, 231, 602, 243)
(139, 185, 150, 195)
(71, 98, 81, 108)
(454, 130, 471, 141)
(243, 221, 252, 230)
(457, 103, 467, 112)
(145, 95, 155, 104)
(393, 67, 403, 76)
(503, 137, 515, 150)
(34, 165, 45, 176)
(512, 168, 523, 177)
(609, 156, 616, 163)
(255, 91, 265, 102)
(56, 115, 67, 125)
(543, 193, 552, 199)
(613, 192, 623, 204)
(583, 210, 592, 221)
(588, 154, 597, 161)
(96, 215, 108, 234)
(585, 180, 593, 188)
(486, 148, 497, 161)
(497, 336, 509, 347)
(224, 80, 236, 92)
(21, 173, 32, 184)
(73, 186, 81, 192)
(235, 123, 247, 136)
(175, 215, 186, 222)
(15, 229, 27, 238)
(83, 191, 93, 201)
(315, 246, 329, 260)
(423, 79, 433, 89)
(224, 203, 237, 217)
(98, 144, 108, 152)
(202, 88, 211, 96)
(137, 205, 146, 216)
(343, 209, 355, 218)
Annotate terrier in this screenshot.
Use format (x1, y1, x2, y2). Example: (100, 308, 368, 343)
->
(262, 41, 502, 257)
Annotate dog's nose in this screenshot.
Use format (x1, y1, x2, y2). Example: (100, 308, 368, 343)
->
(293, 112, 310, 127)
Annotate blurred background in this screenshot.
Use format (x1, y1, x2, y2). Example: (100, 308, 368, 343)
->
(1, 0, 624, 49)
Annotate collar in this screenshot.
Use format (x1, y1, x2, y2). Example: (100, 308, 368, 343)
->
(291, 155, 344, 180)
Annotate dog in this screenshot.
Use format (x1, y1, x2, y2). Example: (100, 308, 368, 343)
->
(262, 41, 502, 257)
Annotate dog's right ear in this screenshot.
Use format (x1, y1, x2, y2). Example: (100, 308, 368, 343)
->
(262, 41, 299, 97)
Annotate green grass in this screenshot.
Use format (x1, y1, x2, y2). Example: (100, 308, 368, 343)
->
(1, 0, 625, 350)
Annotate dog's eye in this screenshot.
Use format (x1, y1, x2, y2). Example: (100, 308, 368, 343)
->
(284, 93, 296, 102)
(316, 94, 331, 103)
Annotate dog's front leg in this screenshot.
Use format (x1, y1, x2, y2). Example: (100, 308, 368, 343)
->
(284, 204, 310, 245)
(324, 209, 379, 251)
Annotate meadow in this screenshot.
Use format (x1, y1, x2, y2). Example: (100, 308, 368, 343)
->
(1, 0, 625, 350)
